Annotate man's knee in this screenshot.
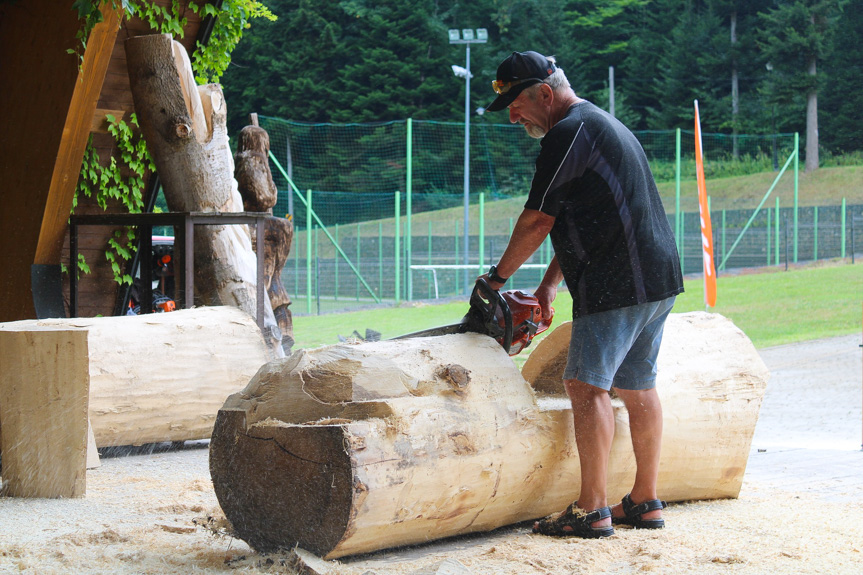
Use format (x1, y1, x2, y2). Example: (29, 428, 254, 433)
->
(564, 378, 607, 403)
(614, 387, 662, 416)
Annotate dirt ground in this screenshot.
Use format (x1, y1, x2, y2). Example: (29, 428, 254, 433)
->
(1, 333, 861, 575)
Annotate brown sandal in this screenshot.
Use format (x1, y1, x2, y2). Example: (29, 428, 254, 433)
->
(611, 493, 667, 529)
(532, 503, 614, 538)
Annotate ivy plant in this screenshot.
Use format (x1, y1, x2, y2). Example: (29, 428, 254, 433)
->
(70, 1, 274, 285)
(70, 0, 275, 83)
(74, 114, 155, 284)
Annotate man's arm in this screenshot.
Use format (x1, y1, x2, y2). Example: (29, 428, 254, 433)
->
(482, 208, 555, 289)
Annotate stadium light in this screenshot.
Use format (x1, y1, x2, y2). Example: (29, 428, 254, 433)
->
(448, 28, 488, 293)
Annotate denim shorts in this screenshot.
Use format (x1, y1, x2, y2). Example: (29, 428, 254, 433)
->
(562, 296, 676, 391)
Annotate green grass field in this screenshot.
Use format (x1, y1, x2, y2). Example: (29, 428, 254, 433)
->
(292, 260, 861, 355)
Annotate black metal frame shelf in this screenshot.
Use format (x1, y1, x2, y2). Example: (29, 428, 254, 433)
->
(69, 211, 269, 328)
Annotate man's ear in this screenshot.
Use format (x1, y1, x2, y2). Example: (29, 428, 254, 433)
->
(539, 83, 554, 105)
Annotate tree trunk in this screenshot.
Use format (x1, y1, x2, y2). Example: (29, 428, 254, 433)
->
(806, 55, 819, 172)
(209, 312, 769, 559)
(731, 10, 739, 160)
(262, 216, 294, 353)
(124, 34, 282, 356)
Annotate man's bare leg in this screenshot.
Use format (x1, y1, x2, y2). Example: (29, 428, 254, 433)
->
(565, 378, 615, 528)
(610, 387, 663, 521)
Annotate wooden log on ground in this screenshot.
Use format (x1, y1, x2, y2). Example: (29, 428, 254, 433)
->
(209, 312, 769, 559)
(0, 307, 269, 449)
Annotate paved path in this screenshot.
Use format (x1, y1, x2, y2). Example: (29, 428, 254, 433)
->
(744, 333, 863, 502)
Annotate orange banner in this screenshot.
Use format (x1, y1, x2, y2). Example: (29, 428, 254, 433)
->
(694, 100, 717, 307)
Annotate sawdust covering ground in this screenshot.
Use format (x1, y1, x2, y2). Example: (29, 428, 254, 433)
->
(1, 334, 861, 574)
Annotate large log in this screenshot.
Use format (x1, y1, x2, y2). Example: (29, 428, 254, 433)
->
(209, 312, 769, 559)
(125, 34, 282, 356)
(0, 306, 269, 449)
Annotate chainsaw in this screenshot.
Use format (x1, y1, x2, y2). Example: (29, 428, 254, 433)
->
(394, 278, 553, 356)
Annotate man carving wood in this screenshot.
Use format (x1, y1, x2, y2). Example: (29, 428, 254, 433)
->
(481, 51, 684, 538)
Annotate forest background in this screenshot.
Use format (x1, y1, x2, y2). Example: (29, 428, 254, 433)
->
(220, 0, 862, 167)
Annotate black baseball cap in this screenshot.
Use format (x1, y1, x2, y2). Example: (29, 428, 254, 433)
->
(487, 51, 557, 112)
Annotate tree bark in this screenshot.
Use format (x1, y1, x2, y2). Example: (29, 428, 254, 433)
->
(209, 312, 769, 559)
(125, 34, 282, 356)
(806, 55, 819, 172)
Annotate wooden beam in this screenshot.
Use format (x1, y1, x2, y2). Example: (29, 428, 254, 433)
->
(33, 4, 124, 265)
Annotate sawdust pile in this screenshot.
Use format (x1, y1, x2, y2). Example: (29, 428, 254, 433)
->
(1, 441, 861, 574)
(2, 333, 861, 574)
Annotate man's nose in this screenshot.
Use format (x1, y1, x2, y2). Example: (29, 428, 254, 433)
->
(509, 108, 520, 124)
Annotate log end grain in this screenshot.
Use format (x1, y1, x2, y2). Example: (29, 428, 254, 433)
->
(209, 408, 355, 556)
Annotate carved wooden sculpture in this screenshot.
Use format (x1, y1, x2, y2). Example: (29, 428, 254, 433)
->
(234, 122, 294, 353)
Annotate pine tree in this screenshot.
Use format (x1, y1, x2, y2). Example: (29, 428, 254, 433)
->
(757, 0, 849, 171)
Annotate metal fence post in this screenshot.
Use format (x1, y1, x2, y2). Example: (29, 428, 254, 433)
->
(334, 223, 339, 301)
(841, 197, 847, 259)
(675, 127, 682, 255)
(793, 132, 799, 262)
(454, 220, 460, 292)
(720, 209, 726, 271)
(356, 221, 361, 301)
(306, 189, 312, 314)
(775, 197, 780, 266)
(406, 118, 413, 301)
(378, 222, 383, 295)
(395, 191, 401, 304)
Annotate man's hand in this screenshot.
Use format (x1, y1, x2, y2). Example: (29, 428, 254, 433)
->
(478, 274, 504, 291)
(534, 283, 557, 321)
(535, 256, 563, 321)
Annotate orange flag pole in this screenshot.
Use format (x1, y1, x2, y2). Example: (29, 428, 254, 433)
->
(694, 100, 717, 308)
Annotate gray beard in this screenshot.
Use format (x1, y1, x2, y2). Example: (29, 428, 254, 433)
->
(525, 124, 546, 139)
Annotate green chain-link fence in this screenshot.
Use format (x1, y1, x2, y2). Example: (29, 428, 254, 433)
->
(253, 116, 858, 315)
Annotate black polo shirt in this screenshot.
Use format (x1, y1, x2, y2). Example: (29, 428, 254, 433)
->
(525, 101, 683, 318)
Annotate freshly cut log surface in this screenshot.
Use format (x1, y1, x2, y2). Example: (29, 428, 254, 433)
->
(209, 312, 769, 559)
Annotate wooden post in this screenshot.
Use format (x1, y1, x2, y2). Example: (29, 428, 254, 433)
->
(34, 3, 124, 266)
(0, 329, 90, 497)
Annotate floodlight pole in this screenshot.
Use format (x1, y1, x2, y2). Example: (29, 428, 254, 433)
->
(450, 28, 487, 294)
(463, 43, 471, 292)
